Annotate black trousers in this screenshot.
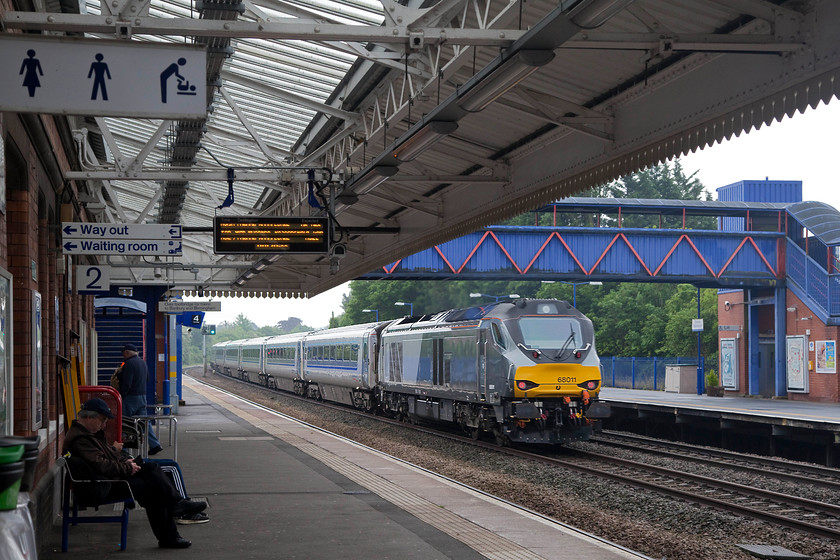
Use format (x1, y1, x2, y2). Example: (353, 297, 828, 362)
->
(125, 462, 183, 542)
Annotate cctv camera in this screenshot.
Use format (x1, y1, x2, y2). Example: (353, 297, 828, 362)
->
(330, 244, 347, 260)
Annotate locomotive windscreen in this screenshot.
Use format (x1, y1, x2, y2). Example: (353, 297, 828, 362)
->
(518, 317, 583, 349)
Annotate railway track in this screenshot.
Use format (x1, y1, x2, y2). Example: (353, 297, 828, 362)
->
(591, 431, 840, 490)
(189, 369, 840, 541)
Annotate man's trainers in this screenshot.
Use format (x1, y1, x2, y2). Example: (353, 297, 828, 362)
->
(176, 511, 210, 525)
(172, 499, 207, 517)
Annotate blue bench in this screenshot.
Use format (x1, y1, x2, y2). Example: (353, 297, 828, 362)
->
(58, 455, 136, 551)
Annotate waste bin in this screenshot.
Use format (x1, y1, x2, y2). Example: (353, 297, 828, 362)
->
(0, 438, 25, 511)
(1, 436, 40, 493)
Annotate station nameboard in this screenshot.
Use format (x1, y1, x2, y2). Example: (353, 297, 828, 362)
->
(213, 217, 329, 254)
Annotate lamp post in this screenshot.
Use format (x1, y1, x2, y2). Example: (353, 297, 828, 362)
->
(469, 292, 520, 302)
(541, 281, 602, 307)
(362, 308, 379, 322)
(394, 301, 413, 315)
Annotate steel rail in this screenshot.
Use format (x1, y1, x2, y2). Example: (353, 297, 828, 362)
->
(592, 431, 840, 490)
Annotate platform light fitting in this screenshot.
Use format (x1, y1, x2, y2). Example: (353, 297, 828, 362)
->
(392, 121, 459, 162)
(457, 50, 555, 113)
(348, 165, 400, 195)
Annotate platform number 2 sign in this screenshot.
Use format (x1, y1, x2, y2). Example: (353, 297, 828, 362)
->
(77, 265, 110, 294)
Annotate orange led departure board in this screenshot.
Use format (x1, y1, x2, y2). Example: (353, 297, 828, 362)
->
(213, 217, 329, 254)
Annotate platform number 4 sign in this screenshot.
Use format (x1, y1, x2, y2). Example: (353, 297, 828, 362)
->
(77, 265, 110, 294)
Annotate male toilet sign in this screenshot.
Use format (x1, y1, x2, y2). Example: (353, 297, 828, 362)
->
(0, 35, 206, 118)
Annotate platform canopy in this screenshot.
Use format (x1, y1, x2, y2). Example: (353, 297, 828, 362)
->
(4, 0, 840, 297)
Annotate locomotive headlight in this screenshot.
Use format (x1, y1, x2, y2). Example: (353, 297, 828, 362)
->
(517, 380, 539, 391)
(577, 380, 599, 391)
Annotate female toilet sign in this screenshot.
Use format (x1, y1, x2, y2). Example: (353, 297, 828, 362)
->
(0, 35, 206, 118)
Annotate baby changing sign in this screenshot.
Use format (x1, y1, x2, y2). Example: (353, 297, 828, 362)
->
(0, 35, 206, 118)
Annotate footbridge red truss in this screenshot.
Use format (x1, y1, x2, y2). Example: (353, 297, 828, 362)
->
(362, 227, 784, 288)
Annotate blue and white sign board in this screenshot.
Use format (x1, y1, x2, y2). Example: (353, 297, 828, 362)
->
(0, 35, 206, 118)
(77, 265, 110, 294)
(62, 222, 182, 256)
(63, 223, 182, 240)
(63, 239, 182, 256)
(176, 312, 205, 328)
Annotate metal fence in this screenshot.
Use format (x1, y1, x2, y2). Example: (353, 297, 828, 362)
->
(600, 356, 718, 391)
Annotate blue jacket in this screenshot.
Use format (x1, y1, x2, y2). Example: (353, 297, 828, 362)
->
(118, 354, 147, 397)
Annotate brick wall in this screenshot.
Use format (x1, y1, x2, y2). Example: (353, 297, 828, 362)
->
(786, 291, 840, 402)
(718, 290, 840, 402)
(717, 292, 749, 392)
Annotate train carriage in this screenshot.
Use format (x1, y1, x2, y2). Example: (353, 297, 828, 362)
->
(211, 341, 230, 375)
(213, 340, 242, 377)
(301, 322, 384, 410)
(238, 338, 267, 384)
(263, 332, 307, 392)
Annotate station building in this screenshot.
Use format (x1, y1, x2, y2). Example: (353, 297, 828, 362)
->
(715, 180, 840, 403)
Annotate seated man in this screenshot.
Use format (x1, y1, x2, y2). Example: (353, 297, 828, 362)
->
(63, 398, 206, 548)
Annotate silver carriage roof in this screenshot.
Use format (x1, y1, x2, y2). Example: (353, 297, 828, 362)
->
(384, 299, 584, 332)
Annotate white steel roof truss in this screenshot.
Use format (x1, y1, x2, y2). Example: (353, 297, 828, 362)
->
(219, 86, 285, 163)
(320, 0, 528, 183)
(222, 70, 356, 121)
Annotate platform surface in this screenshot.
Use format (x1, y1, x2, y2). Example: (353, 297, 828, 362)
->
(601, 387, 840, 428)
(42, 377, 652, 560)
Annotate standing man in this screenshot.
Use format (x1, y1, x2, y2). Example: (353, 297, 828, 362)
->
(116, 343, 163, 455)
(64, 398, 204, 548)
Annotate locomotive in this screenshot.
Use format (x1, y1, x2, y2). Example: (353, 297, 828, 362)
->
(211, 299, 609, 444)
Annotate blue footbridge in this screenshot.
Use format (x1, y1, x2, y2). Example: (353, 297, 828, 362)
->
(360, 192, 840, 398)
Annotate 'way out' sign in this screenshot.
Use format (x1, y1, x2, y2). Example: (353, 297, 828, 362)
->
(0, 35, 206, 118)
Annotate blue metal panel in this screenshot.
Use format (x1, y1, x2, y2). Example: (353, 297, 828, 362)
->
(720, 216, 745, 232)
(716, 181, 744, 202)
(716, 179, 802, 203)
(742, 180, 802, 204)
(774, 289, 787, 397)
(362, 227, 782, 287)
(529, 235, 584, 274)
(832, 276, 840, 316)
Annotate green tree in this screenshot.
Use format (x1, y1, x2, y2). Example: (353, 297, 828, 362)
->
(586, 283, 675, 356)
(660, 285, 718, 360)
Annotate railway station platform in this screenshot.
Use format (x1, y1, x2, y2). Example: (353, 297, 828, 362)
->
(600, 388, 840, 466)
(40, 377, 651, 560)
